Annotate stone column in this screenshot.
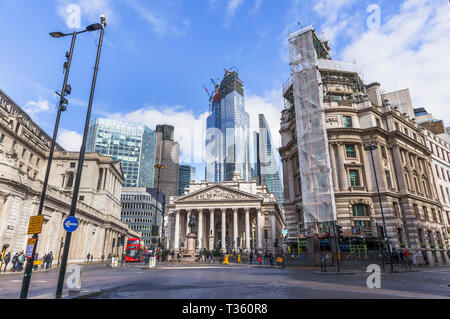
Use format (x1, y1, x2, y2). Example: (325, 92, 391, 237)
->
(337, 143, 349, 191)
(221, 209, 226, 252)
(198, 210, 203, 249)
(174, 210, 180, 251)
(209, 209, 215, 250)
(271, 213, 276, 248)
(257, 209, 262, 250)
(245, 208, 250, 252)
(233, 208, 238, 251)
(329, 143, 340, 192)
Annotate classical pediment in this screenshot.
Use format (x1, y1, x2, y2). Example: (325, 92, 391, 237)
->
(175, 185, 261, 203)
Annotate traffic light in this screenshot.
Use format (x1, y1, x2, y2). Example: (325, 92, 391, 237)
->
(336, 225, 343, 239)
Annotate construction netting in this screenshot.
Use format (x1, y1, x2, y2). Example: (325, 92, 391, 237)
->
(288, 26, 337, 225)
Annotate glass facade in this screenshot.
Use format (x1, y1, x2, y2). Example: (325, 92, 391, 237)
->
(121, 188, 164, 247)
(86, 118, 157, 188)
(205, 71, 251, 182)
(256, 114, 284, 206)
(178, 165, 192, 195)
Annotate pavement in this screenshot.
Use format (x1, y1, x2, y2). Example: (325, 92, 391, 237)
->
(1, 261, 449, 299)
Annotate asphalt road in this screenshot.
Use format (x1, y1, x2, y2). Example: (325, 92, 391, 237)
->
(1, 262, 449, 299)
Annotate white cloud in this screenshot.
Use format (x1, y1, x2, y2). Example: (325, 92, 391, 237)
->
(340, 0, 450, 124)
(107, 105, 209, 165)
(57, 129, 83, 151)
(224, 0, 245, 27)
(24, 100, 51, 115)
(57, 0, 116, 29)
(250, 0, 263, 15)
(127, 0, 190, 36)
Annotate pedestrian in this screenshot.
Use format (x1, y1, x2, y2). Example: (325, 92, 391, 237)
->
(90, 254, 93, 263)
(269, 251, 274, 266)
(257, 252, 262, 265)
(86, 253, 90, 263)
(249, 251, 253, 264)
(11, 253, 18, 272)
(47, 252, 53, 269)
(399, 251, 405, 266)
(3, 252, 11, 272)
(264, 251, 269, 266)
(101, 254, 105, 262)
(17, 251, 25, 271)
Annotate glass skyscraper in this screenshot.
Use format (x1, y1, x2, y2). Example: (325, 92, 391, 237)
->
(86, 118, 157, 188)
(205, 69, 251, 182)
(255, 114, 284, 206)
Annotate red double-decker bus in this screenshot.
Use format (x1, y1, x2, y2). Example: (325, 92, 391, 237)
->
(125, 238, 147, 262)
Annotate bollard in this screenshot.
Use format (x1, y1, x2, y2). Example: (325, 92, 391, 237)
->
(223, 254, 229, 264)
(237, 254, 241, 263)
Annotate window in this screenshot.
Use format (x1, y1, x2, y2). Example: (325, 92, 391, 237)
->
(393, 202, 400, 218)
(381, 145, 387, 159)
(70, 162, 76, 168)
(352, 204, 370, 217)
(0, 134, 5, 144)
(376, 118, 381, 128)
(423, 207, 429, 221)
(385, 171, 392, 189)
(394, 122, 399, 131)
(343, 116, 353, 128)
(349, 170, 361, 187)
(66, 173, 74, 188)
(413, 204, 419, 219)
(345, 144, 357, 158)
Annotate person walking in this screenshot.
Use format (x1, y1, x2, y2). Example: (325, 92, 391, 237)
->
(3, 252, 11, 272)
(86, 253, 90, 263)
(249, 251, 253, 264)
(11, 253, 18, 272)
(90, 254, 93, 263)
(17, 252, 25, 271)
(47, 252, 54, 269)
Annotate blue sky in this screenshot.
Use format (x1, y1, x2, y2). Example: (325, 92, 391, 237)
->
(1, 0, 449, 180)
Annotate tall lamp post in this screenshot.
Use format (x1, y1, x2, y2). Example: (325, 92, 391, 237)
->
(55, 17, 106, 299)
(19, 22, 102, 300)
(364, 143, 394, 272)
(155, 164, 165, 250)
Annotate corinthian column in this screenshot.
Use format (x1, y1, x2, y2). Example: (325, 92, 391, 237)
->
(221, 208, 226, 252)
(233, 208, 238, 252)
(245, 208, 250, 252)
(174, 210, 180, 252)
(198, 210, 203, 249)
(209, 209, 215, 250)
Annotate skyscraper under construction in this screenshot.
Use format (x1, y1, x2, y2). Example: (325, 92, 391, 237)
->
(205, 68, 251, 182)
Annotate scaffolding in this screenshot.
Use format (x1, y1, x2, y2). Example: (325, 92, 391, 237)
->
(288, 26, 337, 227)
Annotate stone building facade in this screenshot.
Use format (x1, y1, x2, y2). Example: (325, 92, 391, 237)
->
(0, 89, 139, 263)
(279, 27, 448, 265)
(167, 171, 285, 253)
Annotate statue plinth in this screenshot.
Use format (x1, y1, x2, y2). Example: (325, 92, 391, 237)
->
(182, 233, 198, 261)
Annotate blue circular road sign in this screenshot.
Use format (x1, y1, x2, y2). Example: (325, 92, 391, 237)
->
(63, 216, 79, 232)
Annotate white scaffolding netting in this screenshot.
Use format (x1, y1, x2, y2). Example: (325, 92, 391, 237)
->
(289, 27, 336, 225)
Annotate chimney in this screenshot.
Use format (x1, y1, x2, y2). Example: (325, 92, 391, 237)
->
(366, 82, 382, 107)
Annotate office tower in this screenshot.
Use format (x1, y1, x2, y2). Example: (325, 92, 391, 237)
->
(178, 165, 192, 195)
(154, 124, 180, 198)
(254, 114, 284, 206)
(86, 118, 157, 188)
(205, 68, 251, 182)
(121, 187, 164, 247)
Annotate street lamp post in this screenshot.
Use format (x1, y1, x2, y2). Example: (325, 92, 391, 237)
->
(364, 143, 394, 272)
(55, 18, 106, 299)
(19, 24, 95, 299)
(155, 164, 165, 251)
